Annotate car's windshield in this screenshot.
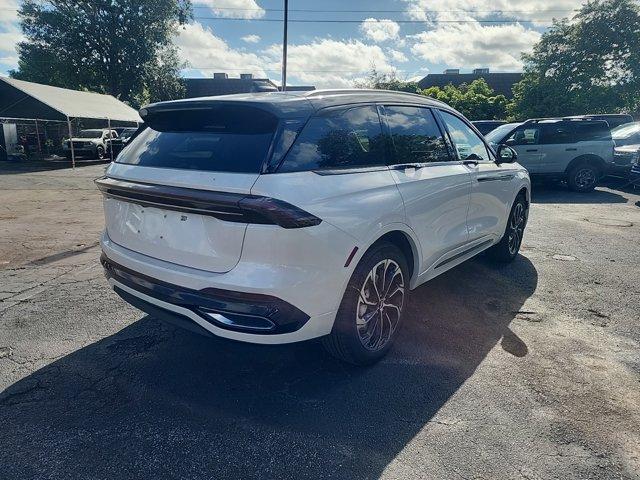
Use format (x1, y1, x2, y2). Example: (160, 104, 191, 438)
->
(76, 130, 104, 138)
(611, 122, 639, 140)
(484, 123, 520, 144)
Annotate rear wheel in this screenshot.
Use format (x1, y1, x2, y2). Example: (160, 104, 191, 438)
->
(322, 242, 408, 365)
(487, 194, 528, 263)
(567, 163, 600, 192)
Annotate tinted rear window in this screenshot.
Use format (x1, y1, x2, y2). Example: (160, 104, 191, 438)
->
(117, 105, 278, 173)
(278, 105, 386, 172)
(541, 122, 611, 144)
(385, 105, 450, 163)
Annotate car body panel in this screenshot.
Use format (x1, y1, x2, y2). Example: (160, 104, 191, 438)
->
(98, 90, 531, 344)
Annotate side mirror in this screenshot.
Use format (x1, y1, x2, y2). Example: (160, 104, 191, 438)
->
(497, 144, 517, 163)
(505, 138, 516, 146)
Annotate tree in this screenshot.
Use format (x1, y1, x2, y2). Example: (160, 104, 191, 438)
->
(511, 0, 640, 119)
(354, 67, 420, 93)
(422, 79, 509, 120)
(11, 0, 192, 108)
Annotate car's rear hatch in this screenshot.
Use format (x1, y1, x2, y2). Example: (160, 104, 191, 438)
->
(99, 102, 281, 273)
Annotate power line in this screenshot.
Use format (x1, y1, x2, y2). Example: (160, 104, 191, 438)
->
(190, 16, 553, 24)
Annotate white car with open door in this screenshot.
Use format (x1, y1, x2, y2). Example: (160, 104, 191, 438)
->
(98, 90, 530, 365)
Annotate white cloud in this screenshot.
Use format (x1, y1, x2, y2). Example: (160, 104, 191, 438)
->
(175, 23, 268, 77)
(410, 22, 541, 71)
(359, 18, 400, 43)
(195, 0, 265, 19)
(264, 39, 394, 88)
(402, 0, 584, 25)
(241, 34, 260, 43)
(176, 22, 400, 88)
(388, 49, 408, 63)
(0, 0, 22, 69)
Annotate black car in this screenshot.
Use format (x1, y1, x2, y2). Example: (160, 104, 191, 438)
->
(108, 127, 138, 157)
(472, 120, 507, 135)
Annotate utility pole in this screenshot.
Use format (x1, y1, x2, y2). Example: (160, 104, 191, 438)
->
(281, 0, 288, 92)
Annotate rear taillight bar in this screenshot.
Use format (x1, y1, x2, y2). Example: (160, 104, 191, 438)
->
(95, 176, 321, 229)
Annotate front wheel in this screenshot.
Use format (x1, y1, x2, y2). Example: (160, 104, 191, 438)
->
(322, 242, 409, 365)
(487, 194, 528, 263)
(96, 146, 105, 160)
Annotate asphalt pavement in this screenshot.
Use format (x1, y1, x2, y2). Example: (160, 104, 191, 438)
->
(0, 163, 639, 479)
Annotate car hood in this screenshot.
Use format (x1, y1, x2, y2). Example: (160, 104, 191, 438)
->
(67, 137, 100, 142)
(615, 144, 640, 153)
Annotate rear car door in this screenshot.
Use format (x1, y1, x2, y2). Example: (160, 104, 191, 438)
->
(438, 110, 515, 242)
(539, 122, 576, 173)
(381, 105, 471, 271)
(102, 104, 278, 273)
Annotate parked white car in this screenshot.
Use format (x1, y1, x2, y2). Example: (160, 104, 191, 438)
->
(97, 90, 530, 364)
(485, 118, 615, 191)
(63, 128, 118, 160)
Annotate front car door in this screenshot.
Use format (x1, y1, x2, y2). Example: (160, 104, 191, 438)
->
(504, 125, 543, 173)
(381, 104, 471, 276)
(438, 110, 517, 244)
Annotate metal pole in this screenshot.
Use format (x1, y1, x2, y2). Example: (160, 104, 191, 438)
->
(107, 118, 114, 162)
(281, 0, 288, 92)
(67, 117, 75, 169)
(34, 120, 42, 158)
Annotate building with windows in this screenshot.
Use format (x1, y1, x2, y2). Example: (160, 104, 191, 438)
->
(418, 69, 522, 98)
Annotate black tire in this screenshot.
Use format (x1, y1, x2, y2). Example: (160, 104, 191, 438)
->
(487, 194, 528, 263)
(567, 162, 600, 192)
(322, 242, 409, 365)
(96, 146, 105, 160)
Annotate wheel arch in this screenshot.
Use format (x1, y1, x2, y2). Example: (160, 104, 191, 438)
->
(564, 154, 606, 175)
(358, 224, 422, 286)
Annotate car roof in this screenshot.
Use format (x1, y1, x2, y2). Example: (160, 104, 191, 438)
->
(142, 89, 452, 120)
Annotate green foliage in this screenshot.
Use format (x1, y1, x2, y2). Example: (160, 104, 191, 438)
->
(358, 68, 509, 120)
(354, 68, 420, 94)
(11, 0, 192, 108)
(421, 79, 509, 121)
(511, 0, 640, 119)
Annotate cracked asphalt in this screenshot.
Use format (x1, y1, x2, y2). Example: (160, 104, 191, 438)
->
(1, 162, 639, 480)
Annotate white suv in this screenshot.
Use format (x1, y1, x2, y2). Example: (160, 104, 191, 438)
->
(97, 90, 530, 364)
(485, 118, 615, 192)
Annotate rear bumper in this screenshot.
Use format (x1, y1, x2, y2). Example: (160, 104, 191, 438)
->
(100, 231, 345, 344)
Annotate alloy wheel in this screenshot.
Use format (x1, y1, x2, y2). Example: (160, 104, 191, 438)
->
(507, 202, 526, 255)
(355, 259, 405, 351)
(574, 167, 596, 189)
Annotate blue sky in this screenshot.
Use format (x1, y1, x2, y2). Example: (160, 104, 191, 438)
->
(1, 0, 585, 88)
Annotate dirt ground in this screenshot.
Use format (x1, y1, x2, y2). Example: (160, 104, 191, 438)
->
(0, 162, 639, 480)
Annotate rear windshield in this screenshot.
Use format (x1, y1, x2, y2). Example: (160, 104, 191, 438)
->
(117, 105, 278, 173)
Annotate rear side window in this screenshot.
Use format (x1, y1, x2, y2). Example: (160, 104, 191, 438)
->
(117, 105, 278, 173)
(384, 105, 450, 163)
(540, 123, 575, 144)
(573, 122, 611, 142)
(278, 105, 386, 172)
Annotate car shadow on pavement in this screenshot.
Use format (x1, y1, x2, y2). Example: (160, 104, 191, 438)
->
(0, 256, 537, 479)
(530, 183, 628, 204)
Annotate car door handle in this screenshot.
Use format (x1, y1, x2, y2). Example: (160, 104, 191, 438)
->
(565, 148, 578, 151)
(462, 159, 479, 166)
(391, 163, 425, 170)
(526, 149, 538, 152)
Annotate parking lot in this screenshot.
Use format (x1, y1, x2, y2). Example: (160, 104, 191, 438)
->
(0, 162, 639, 479)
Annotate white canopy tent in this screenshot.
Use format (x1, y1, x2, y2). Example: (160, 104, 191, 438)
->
(0, 76, 141, 166)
